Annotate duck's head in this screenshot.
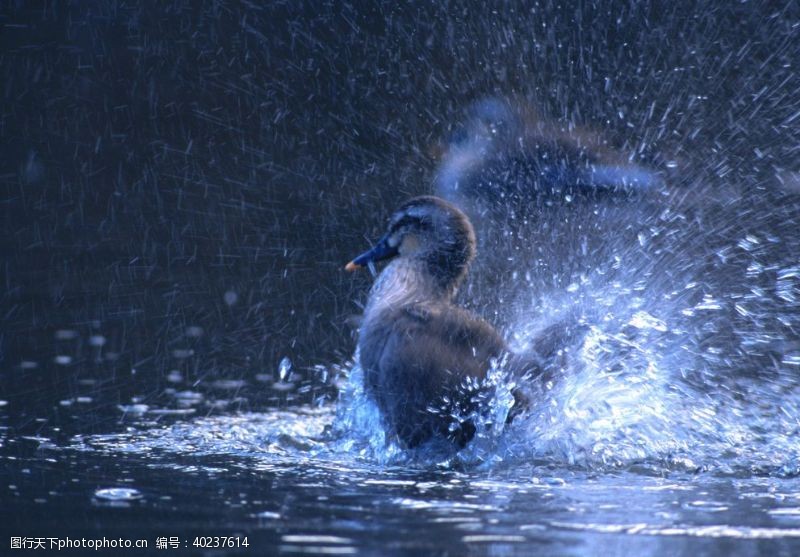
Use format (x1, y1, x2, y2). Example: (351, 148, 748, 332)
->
(346, 196, 477, 293)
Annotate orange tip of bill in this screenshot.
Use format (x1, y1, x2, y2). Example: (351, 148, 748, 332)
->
(344, 261, 361, 272)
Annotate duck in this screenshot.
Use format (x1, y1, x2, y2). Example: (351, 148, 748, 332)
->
(431, 97, 674, 299)
(434, 97, 665, 211)
(345, 196, 533, 448)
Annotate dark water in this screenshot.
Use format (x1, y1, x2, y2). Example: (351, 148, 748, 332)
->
(3, 1, 800, 555)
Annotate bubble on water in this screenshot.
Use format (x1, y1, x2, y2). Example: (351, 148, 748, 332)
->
(118, 404, 149, 415)
(272, 381, 295, 392)
(148, 408, 196, 416)
(206, 399, 233, 409)
(173, 391, 204, 405)
(54, 355, 72, 365)
(93, 488, 143, 502)
(254, 511, 282, 520)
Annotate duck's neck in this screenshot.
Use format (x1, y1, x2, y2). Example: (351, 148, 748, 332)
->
(365, 258, 458, 315)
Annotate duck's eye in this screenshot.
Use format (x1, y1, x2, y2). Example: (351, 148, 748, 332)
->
(390, 214, 429, 233)
(387, 215, 427, 249)
(387, 232, 401, 248)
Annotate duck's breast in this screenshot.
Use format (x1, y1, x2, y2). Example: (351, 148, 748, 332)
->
(358, 303, 506, 446)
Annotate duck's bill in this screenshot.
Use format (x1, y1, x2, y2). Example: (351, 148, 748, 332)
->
(345, 235, 398, 272)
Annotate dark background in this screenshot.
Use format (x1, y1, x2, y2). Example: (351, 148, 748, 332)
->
(2, 0, 799, 434)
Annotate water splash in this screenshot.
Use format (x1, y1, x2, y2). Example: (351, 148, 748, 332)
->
(67, 187, 800, 478)
(329, 186, 800, 475)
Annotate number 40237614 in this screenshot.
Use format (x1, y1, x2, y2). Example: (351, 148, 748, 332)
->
(192, 537, 249, 548)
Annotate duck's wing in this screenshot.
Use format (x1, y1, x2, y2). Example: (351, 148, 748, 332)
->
(358, 303, 507, 447)
(510, 318, 590, 385)
(362, 303, 505, 396)
(401, 303, 506, 377)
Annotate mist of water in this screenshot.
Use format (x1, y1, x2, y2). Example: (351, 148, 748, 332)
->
(333, 147, 800, 475)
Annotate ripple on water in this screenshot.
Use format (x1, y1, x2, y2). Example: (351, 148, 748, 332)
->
(280, 535, 357, 555)
(549, 521, 800, 540)
(74, 408, 335, 459)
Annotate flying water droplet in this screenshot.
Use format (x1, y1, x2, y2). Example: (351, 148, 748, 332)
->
(54, 329, 78, 340)
(224, 290, 239, 306)
(279, 357, 292, 382)
(89, 335, 106, 347)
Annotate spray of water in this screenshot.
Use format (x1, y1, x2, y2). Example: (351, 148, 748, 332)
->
(332, 183, 800, 475)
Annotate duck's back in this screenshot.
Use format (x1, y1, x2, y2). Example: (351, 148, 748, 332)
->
(358, 302, 506, 447)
